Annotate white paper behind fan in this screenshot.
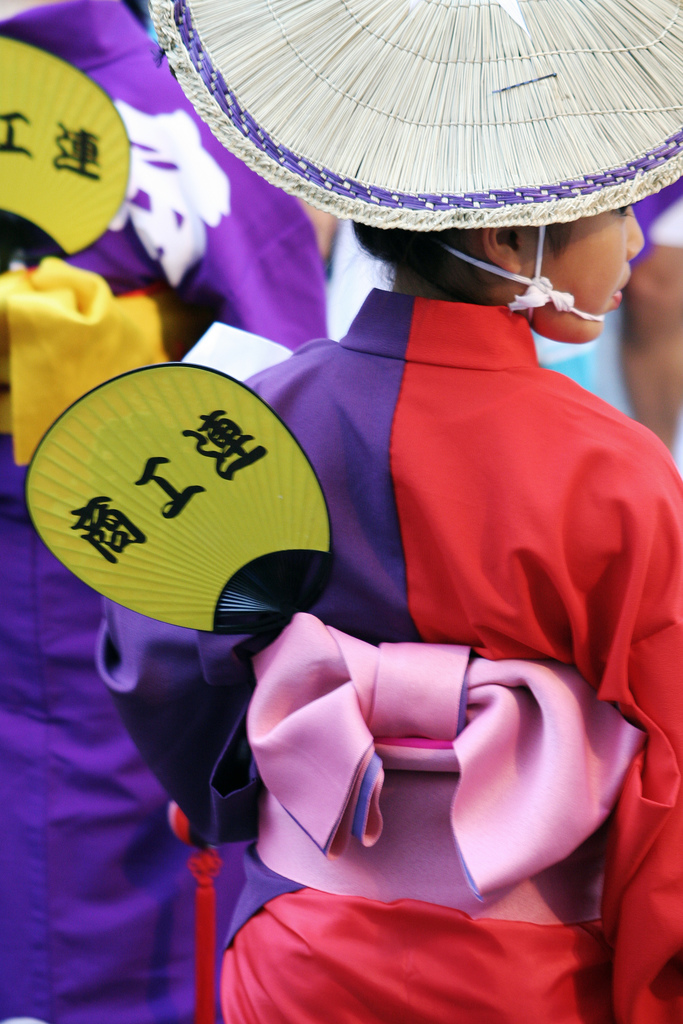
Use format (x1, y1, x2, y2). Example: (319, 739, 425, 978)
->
(183, 322, 291, 380)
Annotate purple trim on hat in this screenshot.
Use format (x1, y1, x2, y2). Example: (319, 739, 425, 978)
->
(174, 0, 683, 213)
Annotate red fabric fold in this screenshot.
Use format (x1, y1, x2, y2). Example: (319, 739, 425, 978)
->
(221, 889, 615, 1024)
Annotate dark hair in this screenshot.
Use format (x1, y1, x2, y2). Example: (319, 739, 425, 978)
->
(354, 221, 572, 303)
(123, 0, 151, 26)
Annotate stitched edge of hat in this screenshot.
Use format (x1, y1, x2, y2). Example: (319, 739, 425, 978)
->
(151, 0, 683, 230)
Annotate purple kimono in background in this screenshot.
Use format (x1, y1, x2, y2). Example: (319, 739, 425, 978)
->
(0, 3, 327, 1023)
(633, 177, 683, 262)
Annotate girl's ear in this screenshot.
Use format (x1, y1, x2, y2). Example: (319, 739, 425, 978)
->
(481, 226, 536, 275)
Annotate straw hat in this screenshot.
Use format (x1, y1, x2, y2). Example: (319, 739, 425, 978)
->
(150, 0, 683, 229)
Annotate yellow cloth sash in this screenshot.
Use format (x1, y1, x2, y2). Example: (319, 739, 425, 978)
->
(0, 258, 211, 465)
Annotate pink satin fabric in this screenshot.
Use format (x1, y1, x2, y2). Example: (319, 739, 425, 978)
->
(248, 614, 643, 921)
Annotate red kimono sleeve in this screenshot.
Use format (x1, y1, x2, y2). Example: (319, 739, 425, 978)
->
(585, 463, 683, 1022)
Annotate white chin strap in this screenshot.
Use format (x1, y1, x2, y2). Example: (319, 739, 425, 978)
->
(438, 226, 605, 323)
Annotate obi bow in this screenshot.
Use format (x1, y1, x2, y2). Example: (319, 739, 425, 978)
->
(248, 613, 643, 899)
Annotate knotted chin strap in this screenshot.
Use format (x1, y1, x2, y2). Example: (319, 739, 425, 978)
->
(438, 225, 605, 323)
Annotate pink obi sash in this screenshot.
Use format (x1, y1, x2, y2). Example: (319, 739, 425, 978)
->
(249, 614, 644, 925)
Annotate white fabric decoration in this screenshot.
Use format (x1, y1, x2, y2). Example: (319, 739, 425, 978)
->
(109, 102, 230, 287)
(649, 196, 683, 249)
(438, 227, 605, 323)
(409, 0, 529, 35)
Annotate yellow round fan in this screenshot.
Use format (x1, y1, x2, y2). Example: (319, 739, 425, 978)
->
(0, 37, 129, 256)
(26, 364, 331, 633)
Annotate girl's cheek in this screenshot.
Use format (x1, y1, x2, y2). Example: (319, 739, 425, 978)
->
(626, 217, 645, 261)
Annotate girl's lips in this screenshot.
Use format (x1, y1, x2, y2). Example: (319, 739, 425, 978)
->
(612, 290, 623, 309)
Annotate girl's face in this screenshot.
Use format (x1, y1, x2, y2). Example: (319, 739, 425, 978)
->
(531, 207, 644, 344)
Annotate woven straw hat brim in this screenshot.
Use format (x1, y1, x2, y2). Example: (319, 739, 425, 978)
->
(151, 0, 683, 229)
